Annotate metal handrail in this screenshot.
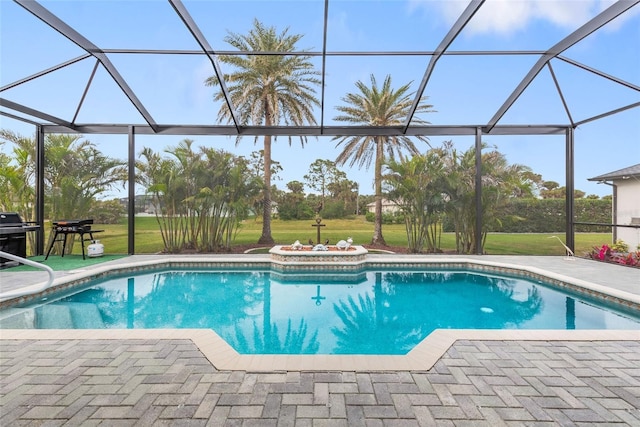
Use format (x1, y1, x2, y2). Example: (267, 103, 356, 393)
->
(0, 250, 55, 301)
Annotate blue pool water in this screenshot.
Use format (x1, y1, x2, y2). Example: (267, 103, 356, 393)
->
(2, 269, 639, 354)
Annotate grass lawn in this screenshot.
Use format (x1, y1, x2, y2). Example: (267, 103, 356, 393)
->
(37, 216, 610, 257)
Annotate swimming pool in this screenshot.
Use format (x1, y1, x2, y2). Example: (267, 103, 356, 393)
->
(2, 267, 639, 355)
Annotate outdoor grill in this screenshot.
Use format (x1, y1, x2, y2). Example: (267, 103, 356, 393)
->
(0, 212, 40, 266)
(51, 218, 94, 234)
(45, 219, 103, 260)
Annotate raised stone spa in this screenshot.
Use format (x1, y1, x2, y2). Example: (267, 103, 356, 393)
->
(269, 244, 368, 269)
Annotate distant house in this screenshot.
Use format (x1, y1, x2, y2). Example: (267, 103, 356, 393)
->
(588, 163, 640, 250)
(118, 195, 156, 215)
(366, 199, 401, 214)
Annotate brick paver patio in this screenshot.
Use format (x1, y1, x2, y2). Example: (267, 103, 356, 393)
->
(2, 338, 639, 425)
(2, 255, 639, 424)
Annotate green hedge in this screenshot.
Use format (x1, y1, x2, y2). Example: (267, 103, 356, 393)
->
(365, 211, 405, 224)
(442, 198, 611, 233)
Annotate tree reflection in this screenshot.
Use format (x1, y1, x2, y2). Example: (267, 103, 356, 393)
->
(50, 269, 544, 355)
(58, 271, 266, 330)
(230, 318, 319, 354)
(332, 271, 543, 354)
(133, 271, 265, 329)
(332, 292, 421, 354)
(332, 272, 419, 354)
(55, 271, 321, 354)
(58, 286, 126, 327)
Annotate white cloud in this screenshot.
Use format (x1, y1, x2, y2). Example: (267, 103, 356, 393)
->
(327, 10, 367, 49)
(193, 58, 214, 108)
(408, 0, 633, 36)
(468, 0, 538, 34)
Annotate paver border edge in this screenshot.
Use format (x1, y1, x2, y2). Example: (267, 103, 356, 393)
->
(1, 328, 637, 372)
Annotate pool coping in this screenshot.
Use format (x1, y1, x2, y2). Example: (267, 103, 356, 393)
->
(3, 255, 639, 310)
(1, 254, 639, 372)
(2, 328, 638, 372)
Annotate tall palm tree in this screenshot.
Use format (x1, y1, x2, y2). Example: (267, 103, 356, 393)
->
(333, 74, 434, 245)
(384, 150, 448, 253)
(0, 131, 36, 219)
(1, 130, 126, 221)
(205, 19, 321, 244)
(441, 142, 534, 254)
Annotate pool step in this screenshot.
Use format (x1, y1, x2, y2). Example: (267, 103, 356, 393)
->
(0, 308, 36, 328)
(67, 302, 105, 328)
(35, 302, 105, 328)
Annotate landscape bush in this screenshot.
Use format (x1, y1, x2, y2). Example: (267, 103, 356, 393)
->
(443, 198, 611, 233)
(365, 211, 405, 224)
(587, 241, 639, 268)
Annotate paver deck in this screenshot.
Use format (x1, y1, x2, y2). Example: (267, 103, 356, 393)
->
(1, 254, 639, 424)
(2, 338, 639, 425)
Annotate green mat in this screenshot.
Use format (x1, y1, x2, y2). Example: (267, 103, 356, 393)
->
(5, 254, 127, 271)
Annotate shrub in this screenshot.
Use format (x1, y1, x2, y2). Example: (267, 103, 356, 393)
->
(587, 243, 639, 268)
(610, 239, 629, 253)
(442, 198, 611, 233)
(88, 199, 126, 224)
(381, 213, 394, 224)
(321, 201, 346, 219)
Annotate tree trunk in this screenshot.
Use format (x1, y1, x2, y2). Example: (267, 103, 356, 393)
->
(371, 137, 386, 246)
(258, 135, 275, 244)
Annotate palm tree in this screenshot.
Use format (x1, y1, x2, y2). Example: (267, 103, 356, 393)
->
(0, 131, 36, 219)
(384, 150, 448, 253)
(205, 19, 321, 244)
(1, 130, 126, 221)
(1, 130, 126, 255)
(441, 142, 534, 254)
(333, 75, 434, 245)
(42, 134, 127, 221)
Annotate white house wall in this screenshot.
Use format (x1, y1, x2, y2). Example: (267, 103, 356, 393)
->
(366, 200, 401, 214)
(615, 179, 640, 250)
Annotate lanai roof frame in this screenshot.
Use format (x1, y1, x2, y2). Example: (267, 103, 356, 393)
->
(1, 0, 639, 255)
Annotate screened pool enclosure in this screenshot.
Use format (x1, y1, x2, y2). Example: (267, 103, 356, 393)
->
(1, 0, 639, 255)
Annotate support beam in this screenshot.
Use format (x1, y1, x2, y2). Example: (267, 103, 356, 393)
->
(404, 0, 485, 131)
(0, 98, 74, 128)
(35, 126, 45, 255)
(319, 0, 330, 132)
(547, 62, 574, 127)
(15, 0, 159, 132)
(557, 56, 640, 92)
(168, 0, 240, 132)
(72, 59, 100, 124)
(0, 54, 91, 92)
(39, 124, 570, 137)
(475, 127, 483, 255)
(485, 0, 639, 133)
(96, 48, 548, 57)
(565, 127, 575, 254)
(574, 102, 640, 127)
(128, 127, 136, 255)
(0, 111, 41, 126)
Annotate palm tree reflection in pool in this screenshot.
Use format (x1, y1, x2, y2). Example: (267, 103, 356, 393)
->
(331, 272, 543, 354)
(43, 271, 542, 355)
(231, 318, 320, 355)
(228, 273, 320, 354)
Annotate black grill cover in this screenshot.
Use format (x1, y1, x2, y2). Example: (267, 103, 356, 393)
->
(0, 212, 25, 225)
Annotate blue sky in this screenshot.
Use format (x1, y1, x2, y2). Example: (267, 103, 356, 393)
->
(1, 0, 639, 198)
